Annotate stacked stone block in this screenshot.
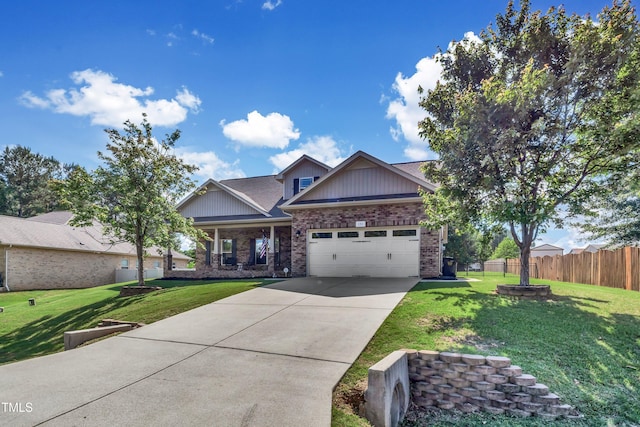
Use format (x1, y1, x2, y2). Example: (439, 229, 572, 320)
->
(405, 350, 578, 420)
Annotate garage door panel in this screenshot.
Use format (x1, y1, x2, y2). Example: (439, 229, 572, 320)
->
(308, 229, 420, 278)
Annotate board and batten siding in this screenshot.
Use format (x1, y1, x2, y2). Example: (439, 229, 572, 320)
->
(284, 162, 330, 200)
(180, 187, 262, 218)
(298, 165, 420, 201)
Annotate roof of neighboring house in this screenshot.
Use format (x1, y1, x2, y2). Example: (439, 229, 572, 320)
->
(25, 210, 74, 225)
(569, 248, 584, 254)
(0, 212, 189, 259)
(531, 244, 564, 251)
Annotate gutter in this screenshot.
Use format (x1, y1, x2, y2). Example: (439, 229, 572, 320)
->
(4, 244, 10, 292)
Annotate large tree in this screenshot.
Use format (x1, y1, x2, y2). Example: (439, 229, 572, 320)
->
(576, 161, 640, 246)
(55, 114, 207, 286)
(0, 145, 69, 217)
(419, 0, 640, 285)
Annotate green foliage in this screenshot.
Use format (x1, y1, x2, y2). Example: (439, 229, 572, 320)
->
(419, 0, 640, 285)
(575, 159, 640, 246)
(54, 114, 208, 286)
(491, 237, 520, 259)
(0, 145, 72, 217)
(333, 274, 640, 426)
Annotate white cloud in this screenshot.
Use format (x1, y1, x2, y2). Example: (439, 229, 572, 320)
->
(269, 135, 349, 171)
(221, 110, 300, 149)
(386, 31, 481, 161)
(19, 69, 201, 128)
(191, 29, 214, 44)
(0, 71, 4, 77)
(386, 56, 442, 160)
(175, 148, 246, 181)
(262, 0, 282, 11)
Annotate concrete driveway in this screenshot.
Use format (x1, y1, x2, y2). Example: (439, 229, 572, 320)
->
(0, 277, 418, 426)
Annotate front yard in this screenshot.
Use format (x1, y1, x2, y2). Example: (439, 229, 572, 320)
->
(333, 273, 640, 426)
(0, 279, 268, 365)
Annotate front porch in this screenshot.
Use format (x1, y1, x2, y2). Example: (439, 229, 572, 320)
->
(166, 224, 292, 279)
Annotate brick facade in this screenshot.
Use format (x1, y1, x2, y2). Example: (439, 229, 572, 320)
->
(0, 246, 167, 291)
(290, 202, 441, 278)
(167, 226, 292, 279)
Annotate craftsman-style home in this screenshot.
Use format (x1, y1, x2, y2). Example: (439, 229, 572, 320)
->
(167, 151, 445, 279)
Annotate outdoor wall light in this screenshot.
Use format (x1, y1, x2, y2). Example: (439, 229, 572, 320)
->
(296, 230, 301, 239)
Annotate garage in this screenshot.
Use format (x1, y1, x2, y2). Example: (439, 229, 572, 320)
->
(307, 228, 420, 277)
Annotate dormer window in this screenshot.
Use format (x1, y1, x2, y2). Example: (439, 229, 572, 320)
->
(299, 177, 314, 191)
(293, 176, 319, 195)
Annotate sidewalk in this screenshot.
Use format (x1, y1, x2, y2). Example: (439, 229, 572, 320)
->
(0, 277, 418, 426)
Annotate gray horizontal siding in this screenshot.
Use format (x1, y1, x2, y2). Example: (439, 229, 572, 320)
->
(180, 189, 262, 218)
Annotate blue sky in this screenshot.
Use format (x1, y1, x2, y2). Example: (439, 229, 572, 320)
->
(0, 0, 611, 251)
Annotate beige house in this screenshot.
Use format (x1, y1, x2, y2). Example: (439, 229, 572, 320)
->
(0, 211, 189, 291)
(168, 151, 444, 280)
(530, 244, 564, 258)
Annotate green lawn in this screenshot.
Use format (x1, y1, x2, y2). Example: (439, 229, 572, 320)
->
(333, 273, 640, 427)
(0, 279, 268, 365)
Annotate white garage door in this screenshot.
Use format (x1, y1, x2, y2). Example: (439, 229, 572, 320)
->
(307, 228, 420, 277)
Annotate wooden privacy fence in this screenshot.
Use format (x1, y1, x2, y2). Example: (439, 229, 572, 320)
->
(494, 247, 640, 292)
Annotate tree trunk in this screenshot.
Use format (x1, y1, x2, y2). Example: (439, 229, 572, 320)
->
(519, 243, 531, 286)
(511, 222, 537, 287)
(136, 236, 145, 287)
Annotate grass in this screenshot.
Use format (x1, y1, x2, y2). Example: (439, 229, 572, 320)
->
(0, 278, 269, 365)
(332, 272, 640, 427)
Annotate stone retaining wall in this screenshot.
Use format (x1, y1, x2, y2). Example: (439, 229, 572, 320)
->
(405, 350, 580, 421)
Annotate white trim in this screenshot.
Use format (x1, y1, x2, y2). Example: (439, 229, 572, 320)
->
(281, 196, 422, 211)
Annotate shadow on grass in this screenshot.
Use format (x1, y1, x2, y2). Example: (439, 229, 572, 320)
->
(0, 295, 141, 365)
(407, 284, 640, 425)
(104, 278, 269, 292)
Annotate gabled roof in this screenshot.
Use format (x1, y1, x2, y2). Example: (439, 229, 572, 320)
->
(220, 175, 287, 217)
(532, 244, 563, 251)
(275, 154, 331, 182)
(280, 151, 436, 209)
(26, 210, 74, 225)
(177, 178, 272, 218)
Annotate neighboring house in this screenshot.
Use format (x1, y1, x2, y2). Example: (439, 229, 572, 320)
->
(570, 244, 605, 255)
(530, 244, 564, 258)
(167, 151, 444, 279)
(0, 211, 189, 291)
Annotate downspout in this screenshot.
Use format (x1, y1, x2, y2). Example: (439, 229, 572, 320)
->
(4, 244, 11, 292)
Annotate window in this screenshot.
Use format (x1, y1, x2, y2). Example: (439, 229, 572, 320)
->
(311, 232, 333, 239)
(365, 230, 387, 237)
(121, 259, 129, 270)
(293, 176, 319, 195)
(221, 239, 236, 265)
(299, 177, 314, 191)
(393, 229, 417, 237)
(153, 261, 161, 268)
(338, 231, 359, 238)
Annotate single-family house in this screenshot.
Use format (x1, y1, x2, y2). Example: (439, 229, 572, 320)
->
(167, 151, 445, 279)
(570, 243, 605, 255)
(530, 244, 564, 258)
(0, 211, 189, 291)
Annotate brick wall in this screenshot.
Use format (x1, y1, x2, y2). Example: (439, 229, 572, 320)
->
(1, 247, 162, 291)
(405, 350, 580, 420)
(167, 226, 292, 280)
(290, 202, 440, 277)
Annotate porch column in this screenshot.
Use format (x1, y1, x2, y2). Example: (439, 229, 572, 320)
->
(213, 228, 220, 268)
(269, 224, 275, 275)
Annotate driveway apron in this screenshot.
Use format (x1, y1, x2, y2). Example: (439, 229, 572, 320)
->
(0, 277, 418, 427)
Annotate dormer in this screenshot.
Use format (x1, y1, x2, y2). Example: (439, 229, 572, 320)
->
(275, 155, 331, 200)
